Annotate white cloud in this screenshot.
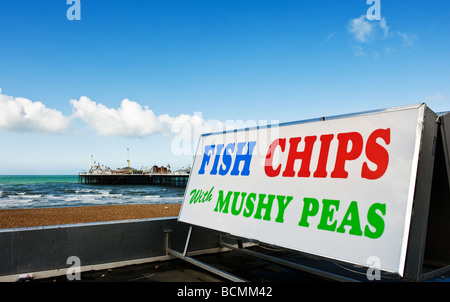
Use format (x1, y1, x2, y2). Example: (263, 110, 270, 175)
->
(384, 47, 397, 54)
(69, 96, 223, 138)
(379, 18, 389, 37)
(348, 15, 374, 43)
(70, 96, 166, 137)
(348, 16, 391, 43)
(395, 31, 417, 46)
(0, 90, 71, 133)
(348, 15, 417, 46)
(69, 96, 232, 156)
(352, 45, 365, 57)
(347, 16, 417, 58)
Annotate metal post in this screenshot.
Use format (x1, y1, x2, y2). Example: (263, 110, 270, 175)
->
(167, 248, 248, 282)
(183, 226, 193, 257)
(167, 226, 248, 282)
(220, 240, 359, 282)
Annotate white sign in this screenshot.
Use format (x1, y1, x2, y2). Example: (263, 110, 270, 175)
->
(178, 104, 426, 276)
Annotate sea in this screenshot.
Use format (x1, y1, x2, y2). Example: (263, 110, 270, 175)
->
(0, 175, 185, 210)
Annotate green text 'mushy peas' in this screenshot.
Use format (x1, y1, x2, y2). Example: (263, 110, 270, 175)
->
(212, 189, 386, 239)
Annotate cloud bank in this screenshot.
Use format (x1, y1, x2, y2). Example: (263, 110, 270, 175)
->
(0, 90, 223, 140)
(69, 96, 227, 139)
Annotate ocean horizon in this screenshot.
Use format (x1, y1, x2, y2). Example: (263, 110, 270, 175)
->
(0, 175, 185, 210)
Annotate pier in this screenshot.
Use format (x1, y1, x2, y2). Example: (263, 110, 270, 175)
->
(78, 173, 189, 187)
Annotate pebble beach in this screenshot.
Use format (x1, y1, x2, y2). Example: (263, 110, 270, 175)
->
(0, 203, 181, 229)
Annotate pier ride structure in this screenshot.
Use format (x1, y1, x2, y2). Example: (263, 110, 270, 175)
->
(78, 173, 189, 187)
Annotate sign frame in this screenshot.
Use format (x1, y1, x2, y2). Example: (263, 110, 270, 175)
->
(403, 110, 450, 281)
(178, 104, 449, 281)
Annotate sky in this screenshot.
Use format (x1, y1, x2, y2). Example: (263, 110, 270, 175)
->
(0, 0, 449, 175)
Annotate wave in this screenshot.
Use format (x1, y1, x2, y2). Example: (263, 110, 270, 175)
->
(0, 178, 185, 209)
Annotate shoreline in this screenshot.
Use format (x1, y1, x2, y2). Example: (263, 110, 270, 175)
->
(0, 203, 182, 229)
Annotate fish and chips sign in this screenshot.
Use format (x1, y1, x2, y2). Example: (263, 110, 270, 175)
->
(178, 104, 427, 277)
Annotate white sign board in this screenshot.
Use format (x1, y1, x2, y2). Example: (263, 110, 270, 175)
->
(178, 104, 426, 276)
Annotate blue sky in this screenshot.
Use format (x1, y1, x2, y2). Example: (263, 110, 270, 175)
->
(0, 0, 449, 174)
